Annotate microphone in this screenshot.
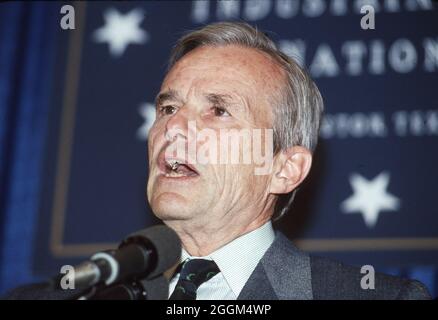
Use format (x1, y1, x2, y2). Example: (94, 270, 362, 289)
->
(85, 275, 169, 300)
(55, 225, 181, 290)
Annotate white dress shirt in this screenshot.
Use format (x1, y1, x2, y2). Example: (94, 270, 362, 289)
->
(168, 221, 276, 300)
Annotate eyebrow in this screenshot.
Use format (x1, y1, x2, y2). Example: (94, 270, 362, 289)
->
(155, 90, 247, 114)
(154, 89, 183, 107)
(206, 92, 247, 114)
(206, 93, 235, 107)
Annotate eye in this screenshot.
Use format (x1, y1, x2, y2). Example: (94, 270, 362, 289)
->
(212, 106, 231, 117)
(158, 105, 177, 116)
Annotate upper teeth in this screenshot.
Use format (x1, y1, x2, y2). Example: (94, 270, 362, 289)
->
(168, 160, 180, 171)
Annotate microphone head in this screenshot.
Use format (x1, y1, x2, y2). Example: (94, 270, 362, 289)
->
(122, 225, 181, 279)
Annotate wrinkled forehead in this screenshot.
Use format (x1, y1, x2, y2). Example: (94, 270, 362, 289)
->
(163, 45, 283, 90)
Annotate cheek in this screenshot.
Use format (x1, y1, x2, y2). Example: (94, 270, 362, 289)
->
(148, 121, 161, 144)
(148, 123, 165, 157)
(237, 164, 268, 194)
(147, 125, 156, 148)
(223, 164, 251, 191)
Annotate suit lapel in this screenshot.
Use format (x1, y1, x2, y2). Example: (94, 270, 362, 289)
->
(237, 262, 278, 300)
(237, 232, 313, 300)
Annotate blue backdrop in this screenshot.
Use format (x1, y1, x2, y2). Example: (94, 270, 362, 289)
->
(0, 0, 437, 297)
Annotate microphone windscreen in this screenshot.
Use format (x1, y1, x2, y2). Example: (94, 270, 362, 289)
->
(124, 225, 181, 279)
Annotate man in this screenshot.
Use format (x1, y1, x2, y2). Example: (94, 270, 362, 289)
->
(146, 22, 431, 300)
(6, 22, 431, 300)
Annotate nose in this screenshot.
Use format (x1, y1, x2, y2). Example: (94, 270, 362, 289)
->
(164, 107, 196, 142)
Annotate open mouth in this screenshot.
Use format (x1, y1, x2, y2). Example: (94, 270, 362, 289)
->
(158, 155, 199, 178)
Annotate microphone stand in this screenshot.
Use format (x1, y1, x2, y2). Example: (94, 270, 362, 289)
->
(78, 275, 169, 300)
(82, 280, 146, 300)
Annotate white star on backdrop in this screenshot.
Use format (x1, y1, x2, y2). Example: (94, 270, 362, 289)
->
(341, 171, 401, 228)
(93, 8, 149, 58)
(137, 102, 156, 140)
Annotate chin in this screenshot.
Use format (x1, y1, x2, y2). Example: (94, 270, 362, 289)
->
(151, 192, 195, 220)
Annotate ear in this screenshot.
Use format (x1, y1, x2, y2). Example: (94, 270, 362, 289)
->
(269, 146, 313, 195)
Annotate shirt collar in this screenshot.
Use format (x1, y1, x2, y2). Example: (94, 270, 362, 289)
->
(178, 221, 275, 297)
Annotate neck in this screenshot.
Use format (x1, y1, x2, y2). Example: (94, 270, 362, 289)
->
(165, 209, 273, 257)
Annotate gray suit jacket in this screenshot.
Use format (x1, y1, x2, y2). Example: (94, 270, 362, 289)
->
(4, 232, 432, 300)
(237, 232, 431, 300)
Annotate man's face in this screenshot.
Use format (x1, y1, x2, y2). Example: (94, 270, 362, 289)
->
(147, 45, 283, 229)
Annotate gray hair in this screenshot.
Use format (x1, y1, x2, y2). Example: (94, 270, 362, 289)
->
(167, 22, 324, 220)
